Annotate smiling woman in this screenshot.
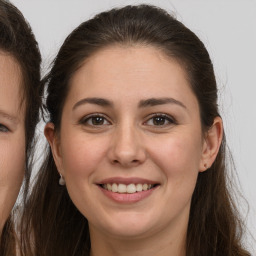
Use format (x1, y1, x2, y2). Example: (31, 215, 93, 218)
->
(48, 46, 212, 240)
(0, 0, 41, 255)
(21, 4, 250, 256)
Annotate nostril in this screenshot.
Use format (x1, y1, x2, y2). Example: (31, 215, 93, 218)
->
(111, 158, 140, 166)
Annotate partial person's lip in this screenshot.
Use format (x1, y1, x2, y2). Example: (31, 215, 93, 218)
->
(98, 177, 159, 185)
(96, 177, 160, 203)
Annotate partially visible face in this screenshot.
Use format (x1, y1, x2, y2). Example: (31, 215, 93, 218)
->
(0, 52, 25, 231)
(51, 46, 208, 240)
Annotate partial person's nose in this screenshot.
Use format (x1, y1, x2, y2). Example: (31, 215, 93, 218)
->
(107, 123, 146, 168)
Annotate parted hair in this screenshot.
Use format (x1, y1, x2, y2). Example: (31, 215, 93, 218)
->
(0, 0, 42, 255)
(20, 4, 250, 256)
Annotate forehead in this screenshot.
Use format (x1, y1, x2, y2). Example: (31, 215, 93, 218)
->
(0, 52, 24, 117)
(67, 45, 198, 109)
(0, 51, 22, 86)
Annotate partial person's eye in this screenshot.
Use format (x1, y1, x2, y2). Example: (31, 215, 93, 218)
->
(0, 123, 9, 133)
(80, 114, 111, 126)
(144, 114, 176, 127)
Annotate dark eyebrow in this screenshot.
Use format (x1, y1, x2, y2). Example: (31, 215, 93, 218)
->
(73, 97, 113, 110)
(0, 110, 19, 124)
(138, 98, 187, 109)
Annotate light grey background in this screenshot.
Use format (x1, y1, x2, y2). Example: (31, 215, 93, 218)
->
(11, 0, 256, 252)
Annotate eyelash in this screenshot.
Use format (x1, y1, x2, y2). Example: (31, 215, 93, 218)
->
(0, 123, 9, 133)
(144, 113, 176, 127)
(79, 113, 176, 128)
(79, 114, 111, 127)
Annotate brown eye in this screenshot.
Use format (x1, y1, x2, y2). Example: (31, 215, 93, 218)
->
(80, 114, 111, 126)
(91, 116, 105, 125)
(145, 114, 175, 127)
(152, 116, 167, 126)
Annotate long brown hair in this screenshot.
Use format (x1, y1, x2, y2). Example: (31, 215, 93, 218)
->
(0, 0, 42, 254)
(20, 5, 250, 256)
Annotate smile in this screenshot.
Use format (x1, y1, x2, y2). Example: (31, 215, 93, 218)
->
(100, 183, 158, 194)
(97, 177, 160, 203)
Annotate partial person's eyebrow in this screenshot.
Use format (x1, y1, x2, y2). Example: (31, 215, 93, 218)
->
(0, 110, 19, 124)
(73, 97, 113, 110)
(138, 98, 187, 109)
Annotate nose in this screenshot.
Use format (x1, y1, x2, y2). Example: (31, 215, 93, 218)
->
(107, 124, 146, 168)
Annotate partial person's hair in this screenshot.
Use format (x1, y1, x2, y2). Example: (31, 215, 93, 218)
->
(20, 5, 250, 256)
(0, 0, 42, 255)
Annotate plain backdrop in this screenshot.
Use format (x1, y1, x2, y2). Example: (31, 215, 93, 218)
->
(11, 0, 256, 252)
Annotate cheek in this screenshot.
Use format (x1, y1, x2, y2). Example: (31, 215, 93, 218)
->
(61, 132, 108, 181)
(0, 135, 25, 228)
(0, 144, 25, 184)
(151, 130, 203, 174)
(148, 131, 202, 194)
(59, 132, 110, 216)
(144, 132, 202, 221)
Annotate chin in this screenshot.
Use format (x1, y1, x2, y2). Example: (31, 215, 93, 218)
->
(105, 226, 152, 239)
(95, 213, 158, 239)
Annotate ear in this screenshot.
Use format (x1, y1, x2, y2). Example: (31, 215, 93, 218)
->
(44, 122, 64, 176)
(199, 116, 223, 172)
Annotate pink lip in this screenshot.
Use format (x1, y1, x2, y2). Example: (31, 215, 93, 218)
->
(98, 176, 159, 185)
(98, 185, 158, 204)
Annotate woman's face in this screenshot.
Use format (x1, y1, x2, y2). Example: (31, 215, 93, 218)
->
(0, 53, 25, 231)
(48, 46, 220, 240)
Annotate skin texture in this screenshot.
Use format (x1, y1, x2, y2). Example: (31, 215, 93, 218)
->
(0, 52, 25, 232)
(46, 46, 222, 256)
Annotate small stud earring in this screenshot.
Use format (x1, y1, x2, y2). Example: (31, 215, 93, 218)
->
(204, 163, 208, 169)
(59, 173, 66, 186)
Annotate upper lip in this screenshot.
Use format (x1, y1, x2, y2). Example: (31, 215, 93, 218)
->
(97, 177, 160, 185)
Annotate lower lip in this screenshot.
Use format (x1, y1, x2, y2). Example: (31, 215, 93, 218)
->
(98, 186, 158, 204)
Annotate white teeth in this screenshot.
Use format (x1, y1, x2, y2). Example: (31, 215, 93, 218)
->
(136, 184, 143, 192)
(112, 183, 118, 192)
(142, 184, 148, 191)
(102, 183, 155, 193)
(127, 184, 136, 193)
(118, 184, 127, 193)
